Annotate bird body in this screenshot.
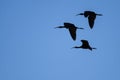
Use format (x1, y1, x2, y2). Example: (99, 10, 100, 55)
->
(77, 11, 102, 29)
(55, 22, 84, 41)
(72, 40, 96, 51)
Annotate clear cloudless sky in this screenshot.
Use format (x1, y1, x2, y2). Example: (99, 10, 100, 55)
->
(0, 0, 120, 80)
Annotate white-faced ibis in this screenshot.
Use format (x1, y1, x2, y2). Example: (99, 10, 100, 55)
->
(72, 40, 96, 51)
(77, 11, 102, 29)
(55, 22, 84, 41)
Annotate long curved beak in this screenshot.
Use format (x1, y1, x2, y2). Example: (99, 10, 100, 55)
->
(71, 47, 75, 49)
(97, 14, 103, 16)
(76, 13, 84, 16)
(54, 26, 64, 29)
(79, 28, 84, 29)
(54, 26, 59, 29)
(92, 48, 97, 49)
(77, 27, 84, 29)
(76, 14, 80, 16)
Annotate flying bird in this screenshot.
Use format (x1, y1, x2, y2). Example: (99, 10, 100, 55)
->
(77, 11, 102, 29)
(72, 40, 96, 51)
(55, 22, 84, 41)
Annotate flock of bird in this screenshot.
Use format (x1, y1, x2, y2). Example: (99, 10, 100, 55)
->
(55, 11, 102, 51)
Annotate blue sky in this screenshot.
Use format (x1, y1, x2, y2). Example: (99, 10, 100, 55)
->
(0, 0, 120, 80)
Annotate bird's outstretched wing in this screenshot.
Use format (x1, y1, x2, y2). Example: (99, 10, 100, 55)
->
(88, 15, 96, 29)
(68, 27, 76, 41)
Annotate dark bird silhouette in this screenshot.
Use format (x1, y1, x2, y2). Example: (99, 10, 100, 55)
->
(72, 40, 96, 51)
(77, 11, 102, 29)
(55, 22, 84, 41)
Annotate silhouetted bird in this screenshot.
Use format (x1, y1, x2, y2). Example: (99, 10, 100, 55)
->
(55, 22, 84, 41)
(72, 40, 96, 51)
(77, 11, 102, 29)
